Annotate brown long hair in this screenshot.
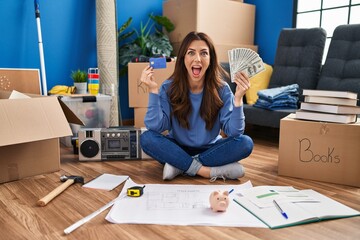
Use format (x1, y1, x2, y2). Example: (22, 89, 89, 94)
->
(168, 31, 229, 130)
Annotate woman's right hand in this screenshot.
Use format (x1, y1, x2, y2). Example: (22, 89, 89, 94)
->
(233, 71, 250, 107)
(140, 65, 158, 94)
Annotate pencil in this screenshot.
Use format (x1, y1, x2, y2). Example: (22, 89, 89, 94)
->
(64, 196, 121, 234)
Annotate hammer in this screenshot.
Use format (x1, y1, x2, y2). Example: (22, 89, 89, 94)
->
(37, 175, 84, 207)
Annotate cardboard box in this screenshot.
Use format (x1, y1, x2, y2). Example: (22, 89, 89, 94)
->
(128, 62, 175, 107)
(0, 90, 82, 183)
(0, 68, 41, 94)
(163, 0, 255, 45)
(278, 114, 360, 187)
(134, 107, 147, 128)
(172, 42, 258, 63)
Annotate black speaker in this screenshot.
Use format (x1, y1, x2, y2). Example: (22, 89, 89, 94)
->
(78, 128, 101, 161)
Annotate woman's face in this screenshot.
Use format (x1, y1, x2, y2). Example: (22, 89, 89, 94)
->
(184, 40, 210, 84)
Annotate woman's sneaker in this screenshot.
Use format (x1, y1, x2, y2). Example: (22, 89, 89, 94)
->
(209, 162, 245, 182)
(163, 163, 183, 180)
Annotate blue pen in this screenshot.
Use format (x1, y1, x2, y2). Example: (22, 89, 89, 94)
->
(228, 189, 234, 194)
(273, 200, 288, 219)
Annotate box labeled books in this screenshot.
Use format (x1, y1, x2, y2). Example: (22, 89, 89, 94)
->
(279, 114, 360, 187)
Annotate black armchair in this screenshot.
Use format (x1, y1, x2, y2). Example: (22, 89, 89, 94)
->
(241, 27, 327, 128)
(316, 24, 360, 106)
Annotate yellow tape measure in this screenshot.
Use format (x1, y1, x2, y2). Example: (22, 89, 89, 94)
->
(127, 185, 145, 197)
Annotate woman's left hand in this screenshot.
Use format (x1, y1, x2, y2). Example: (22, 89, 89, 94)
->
(233, 71, 250, 107)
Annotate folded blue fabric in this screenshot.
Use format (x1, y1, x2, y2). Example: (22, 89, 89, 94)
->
(253, 84, 299, 110)
(254, 96, 298, 108)
(257, 83, 299, 101)
(253, 98, 298, 110)
(258, 92, 298, 102)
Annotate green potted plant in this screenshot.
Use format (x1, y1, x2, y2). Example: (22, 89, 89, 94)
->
(118, 14, 175, 76)
(71, 69, 88, 94)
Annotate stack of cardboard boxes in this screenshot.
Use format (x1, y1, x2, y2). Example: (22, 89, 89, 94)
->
(129, 0, 257, 128)
(128, 62, 175, 128)
(163, 0, 257, 62)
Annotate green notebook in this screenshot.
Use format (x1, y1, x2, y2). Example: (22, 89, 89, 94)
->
(234, 189, 360, 229)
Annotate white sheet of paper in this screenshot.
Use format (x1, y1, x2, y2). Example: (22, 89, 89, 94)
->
(105, 178, 267, 228)
(82, 174, 129, 191)
(239, 186, 319, 208)
(9, 90, 31, 99)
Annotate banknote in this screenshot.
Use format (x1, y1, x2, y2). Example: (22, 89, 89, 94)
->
(228, 48, 265, 82)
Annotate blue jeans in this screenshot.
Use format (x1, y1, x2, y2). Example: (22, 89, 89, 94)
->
(140, 130, 253, 176)
(257, 83, 299, 101)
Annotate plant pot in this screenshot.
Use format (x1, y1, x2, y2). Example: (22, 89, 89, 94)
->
(74, 82, 87, 94)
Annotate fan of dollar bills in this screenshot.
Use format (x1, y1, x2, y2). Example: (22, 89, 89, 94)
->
(228, 48, 265, 82)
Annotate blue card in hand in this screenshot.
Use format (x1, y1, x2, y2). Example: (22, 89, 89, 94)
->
(149, 57, 167, 69)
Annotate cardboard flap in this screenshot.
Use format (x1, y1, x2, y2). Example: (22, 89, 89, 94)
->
(2, 90, 84, 126)
(58, 98, 85, 125)
(0, 96, 73, 147)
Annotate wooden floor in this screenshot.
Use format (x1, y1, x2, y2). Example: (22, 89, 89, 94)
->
(0, 126, 359, 240)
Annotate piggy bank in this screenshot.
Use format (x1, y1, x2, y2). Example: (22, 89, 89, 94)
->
(209, 190, 230, 212)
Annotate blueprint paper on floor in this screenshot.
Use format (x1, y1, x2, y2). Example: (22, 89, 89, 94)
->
(105, 178, 267, 227)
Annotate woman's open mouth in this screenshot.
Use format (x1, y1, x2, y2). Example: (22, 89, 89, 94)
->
(192, 66, 202, 77)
